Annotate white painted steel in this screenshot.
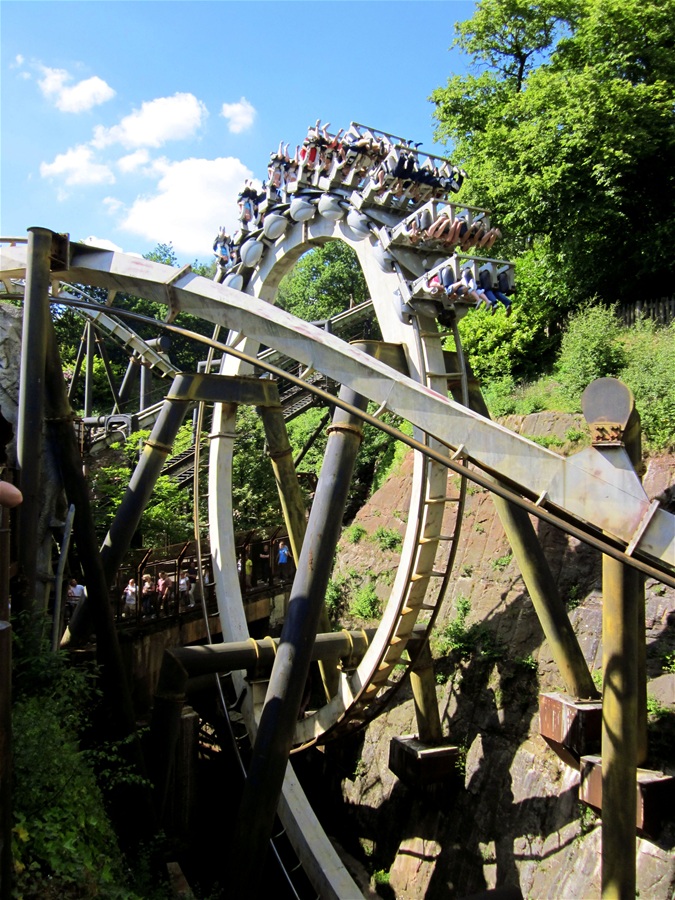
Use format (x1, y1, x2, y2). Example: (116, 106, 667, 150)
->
(1, 241, 671, 562)
(3, 233, 675, 899)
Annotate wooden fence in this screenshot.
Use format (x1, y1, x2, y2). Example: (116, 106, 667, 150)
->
(618, 297, 675, 326)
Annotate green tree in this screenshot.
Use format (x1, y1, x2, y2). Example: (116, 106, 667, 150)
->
(432, 0, 675, 377)
(277, 241, 368, 321)
(555, 304, 626, 401)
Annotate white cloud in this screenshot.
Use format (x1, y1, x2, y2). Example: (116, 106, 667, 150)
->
(58, 76, 116, 113)
(92, 93, 207, 150)
(12, 55, 25, 68)
(82, 236, 125, 252)
(221, 97, 256, 134)
(103, 197, 124, 214)
(117, 149, 151, 173)
(40, 145, 115, 186)
(39, 66, 69, 97)
(117, 156, 252, 256)
(38, 65, 115, 112)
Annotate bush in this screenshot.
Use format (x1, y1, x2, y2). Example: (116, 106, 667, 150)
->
(325, 576, 348, 624)
(12, 647, 133, 898)
(555, 304, 626, 402)
(372, 526, 402, 551)
(618, 318, 675, 450)
(344, 523, 367, 544)
(349, 583, 381, 620)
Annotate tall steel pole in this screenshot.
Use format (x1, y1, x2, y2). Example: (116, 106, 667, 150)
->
(229, 344, 394, 896)
(581, 379, 644, 900)
(15, 227, 52, 624)
(462, 366, 598, 700)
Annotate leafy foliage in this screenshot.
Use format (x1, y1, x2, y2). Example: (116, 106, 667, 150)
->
(232, 406, 285, 530)
(277, 242, 368, 322)
(372, 526, 402, 552)
(619, 318, 675, 450)
(434, 596, 504, 661)
(89, 423, 198, 545)
(432, 0, 675, 377)
(349, 582, 381, 620)
(555, 304, 626, 400)
(344, 523, 367, 544)
(11, 640, 133, 898)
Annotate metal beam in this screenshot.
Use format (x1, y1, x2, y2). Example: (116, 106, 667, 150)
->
(2, 240, 671, 571)
(229, 358, 372, 896)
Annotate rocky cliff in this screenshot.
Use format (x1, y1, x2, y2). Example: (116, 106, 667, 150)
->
(299, 414, 675, 899)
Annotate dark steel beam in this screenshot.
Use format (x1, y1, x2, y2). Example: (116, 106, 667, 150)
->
(461, 370, 599, 700)
(49, 299, 675, 589)
(583, 379, 644, 900)
(15, 227, 52, 620)
(228, 346, 385, 896)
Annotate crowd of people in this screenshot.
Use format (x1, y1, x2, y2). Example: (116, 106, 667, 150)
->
(211, 121, 514, 318)
(82, 539, 296, 624)
(426, 264, 513, 315)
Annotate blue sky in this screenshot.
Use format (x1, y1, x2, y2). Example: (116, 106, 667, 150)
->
(2, 1, 476, 265)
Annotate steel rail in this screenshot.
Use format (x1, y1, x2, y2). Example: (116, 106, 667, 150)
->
(50, 296, 675, 589)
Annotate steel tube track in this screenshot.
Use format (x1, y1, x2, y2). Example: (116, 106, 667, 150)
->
(3, 228, 675, 899)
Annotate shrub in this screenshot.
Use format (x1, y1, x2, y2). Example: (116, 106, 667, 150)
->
(434, 596, 504, 661)
(372, 525, 402, 551)
(349, 583, 381, 620)
(619, 318, 675, 450)
(344, 523, 367, 544)
(325, 576, 349, 624)
(11, 646, 133, 898)
(555, 304, 626, 402)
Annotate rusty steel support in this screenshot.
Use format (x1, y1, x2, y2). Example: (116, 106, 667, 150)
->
(259, 403, 338, 700)
(600, 558, 640, 900)
(15, 227, 52, 623)
(228, 346, 386, 897)
(460, 368, 598, 700)
(581, 378, 645, 900)
(42, 322, 157, 845)
(84, 320, 94, 418)
(257, 405, 308, 575)
(100, 387, 191, 579)
(410, 640, 443, 743)
(150, 627, 400, 819)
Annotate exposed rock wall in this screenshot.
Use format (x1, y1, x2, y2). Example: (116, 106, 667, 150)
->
(316, 414, 675, 899)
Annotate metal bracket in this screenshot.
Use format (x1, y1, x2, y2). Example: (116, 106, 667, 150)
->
(164, 264, 192, 323)
(626, 500, 661, 557)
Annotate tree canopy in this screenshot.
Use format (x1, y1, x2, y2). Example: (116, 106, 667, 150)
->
(432, 0, 675, 309)
(276, 241, 368, 322)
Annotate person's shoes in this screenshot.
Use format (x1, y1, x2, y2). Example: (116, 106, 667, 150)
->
(506, 305, 512, 317)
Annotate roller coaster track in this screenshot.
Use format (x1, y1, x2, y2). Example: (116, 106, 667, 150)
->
(3, 127, 674, 896)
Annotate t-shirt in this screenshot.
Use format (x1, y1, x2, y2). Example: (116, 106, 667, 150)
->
(278, 545, 289, 564)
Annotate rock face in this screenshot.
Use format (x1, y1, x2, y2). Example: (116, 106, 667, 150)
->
(314, 414, 675, 899)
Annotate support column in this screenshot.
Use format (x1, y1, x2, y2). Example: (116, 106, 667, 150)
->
(229, 343, 400, 896)
(410, 640, 443, 743)
(43, 322, 157, 840)
(259, 404, 338, 699)
(581, 378, 645, 900)
(15, 227, 52, 623)
(84, 321, 94, 418)
(459, 363, 598, 700)
(601, 556, 639, 900)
